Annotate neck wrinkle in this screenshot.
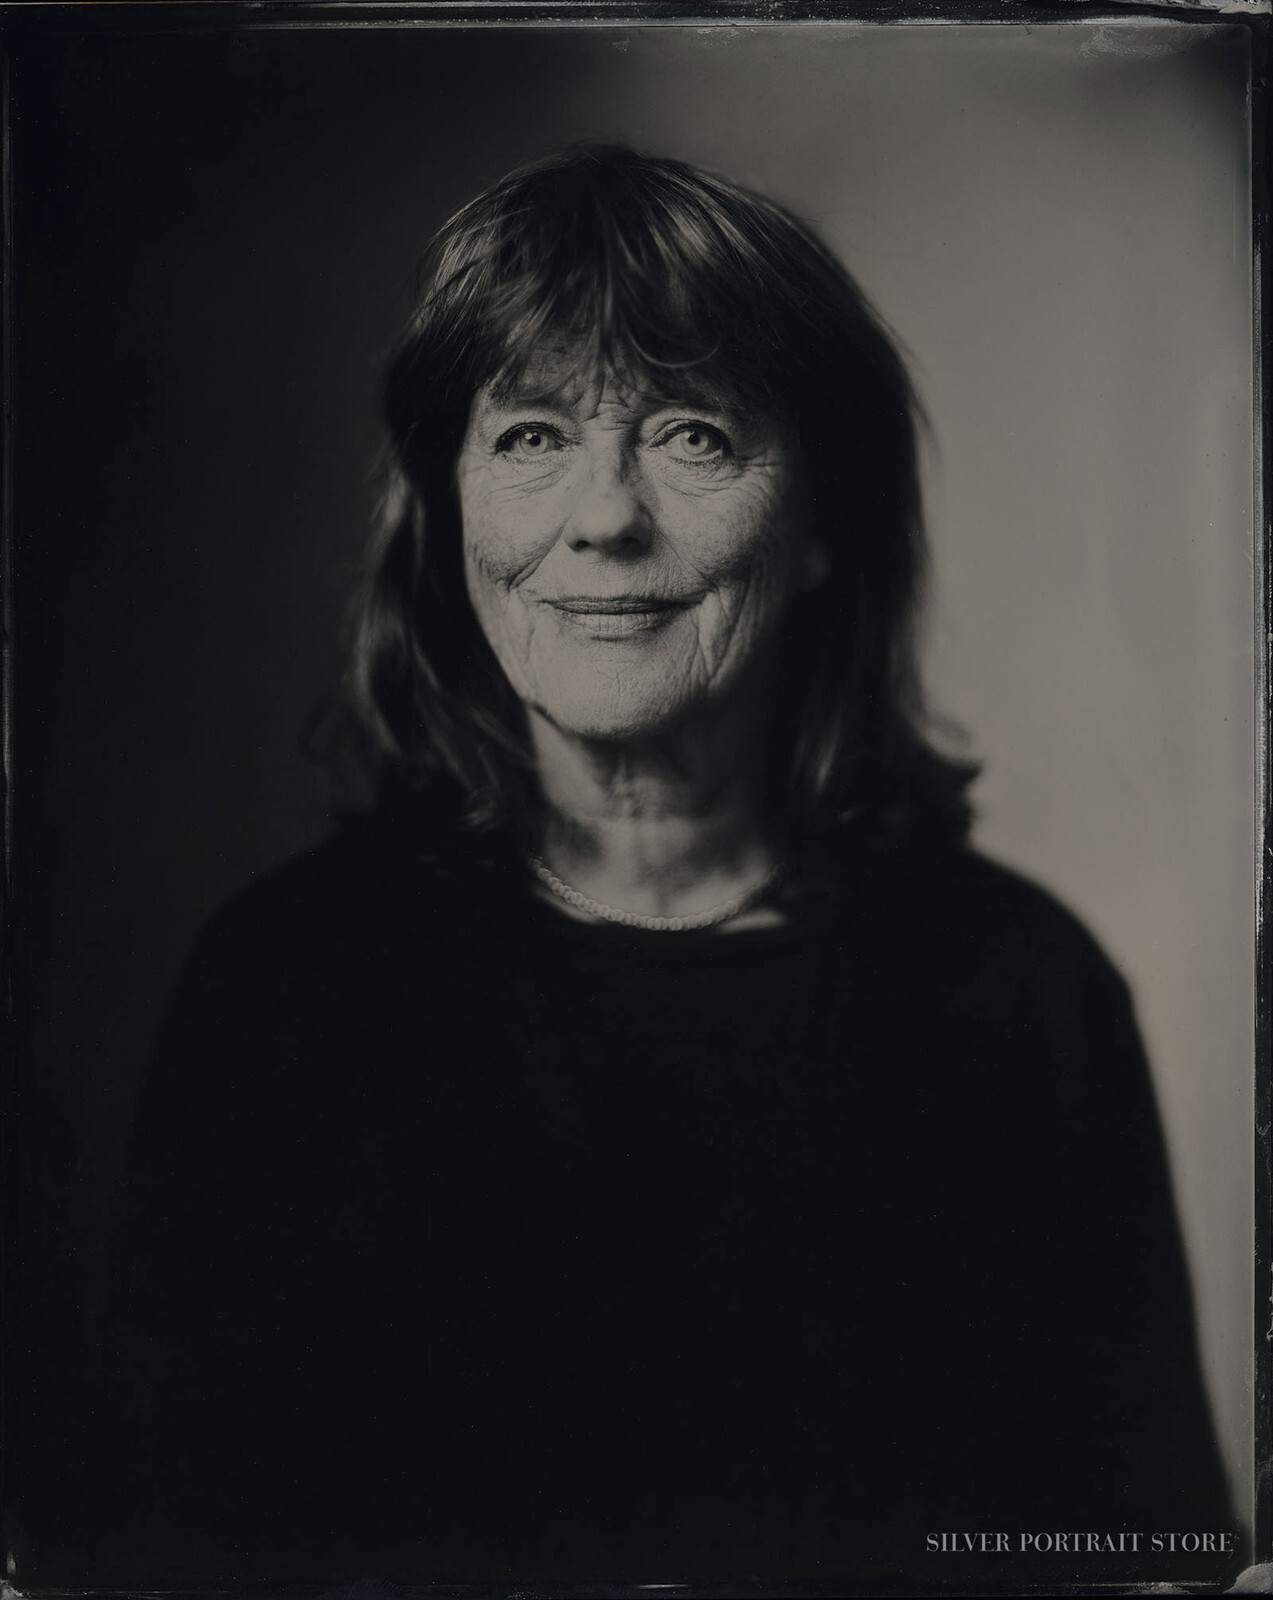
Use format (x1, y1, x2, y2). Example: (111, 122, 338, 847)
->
(525, 695, 780, 913)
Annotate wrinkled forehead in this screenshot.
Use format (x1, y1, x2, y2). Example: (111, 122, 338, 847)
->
(484, 342, 759, 420)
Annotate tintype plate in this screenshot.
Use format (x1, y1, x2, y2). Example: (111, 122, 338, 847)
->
(1, 4, 1265, 1596)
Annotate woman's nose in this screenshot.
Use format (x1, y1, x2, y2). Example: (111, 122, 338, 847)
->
(563, 452, 653, 556)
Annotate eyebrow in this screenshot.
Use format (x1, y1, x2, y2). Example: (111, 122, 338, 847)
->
(483, 379, 578, 413)
(482, 374, 752, 418)
(647, 379, 747, 415)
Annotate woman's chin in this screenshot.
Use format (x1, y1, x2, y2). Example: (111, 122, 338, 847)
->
(536, 706, 689, 744)
(527, 683, 707, 744)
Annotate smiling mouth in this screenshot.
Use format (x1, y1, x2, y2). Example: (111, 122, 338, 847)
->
(542, 594, 696, 640)
(546, 596, 696, 615)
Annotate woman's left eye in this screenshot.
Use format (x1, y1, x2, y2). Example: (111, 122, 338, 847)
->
(661, 424, 729, 463)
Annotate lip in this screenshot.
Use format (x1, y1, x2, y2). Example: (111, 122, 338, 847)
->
(540, 593, 697, 642)
(544, 595, 697, 615)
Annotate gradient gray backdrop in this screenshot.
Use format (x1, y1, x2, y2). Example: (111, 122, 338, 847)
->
(11, 16, 1254, 1553)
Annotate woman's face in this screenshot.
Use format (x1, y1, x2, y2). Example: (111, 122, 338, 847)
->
(456, 361, 826, 741)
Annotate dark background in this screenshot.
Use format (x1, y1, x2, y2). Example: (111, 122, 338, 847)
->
(5, 14, 1255, 1583)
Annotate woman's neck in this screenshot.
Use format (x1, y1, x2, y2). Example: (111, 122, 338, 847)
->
(527, 702, 780, 921)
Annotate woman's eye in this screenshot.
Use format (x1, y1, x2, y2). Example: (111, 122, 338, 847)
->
(495, 425, 563, 459)
(662, 424, 728, 462)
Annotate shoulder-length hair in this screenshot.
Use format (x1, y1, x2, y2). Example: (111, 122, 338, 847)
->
(337, 143, 976, 848)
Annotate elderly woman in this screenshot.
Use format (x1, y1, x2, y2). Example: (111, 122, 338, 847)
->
(103, 146, 1235, 1590)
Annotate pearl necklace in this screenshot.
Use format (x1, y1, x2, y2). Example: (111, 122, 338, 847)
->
(527, 855, 782, 933)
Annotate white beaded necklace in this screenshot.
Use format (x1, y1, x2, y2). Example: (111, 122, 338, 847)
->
(527, 855, 782, 933)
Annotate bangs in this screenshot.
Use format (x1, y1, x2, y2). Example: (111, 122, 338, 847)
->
(423, 147, 804, 418)
(484, 336, 756, 423)
(475, 244, 744, 409)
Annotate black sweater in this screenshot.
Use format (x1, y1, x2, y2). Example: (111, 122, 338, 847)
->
(98, 825, 1238, 1592)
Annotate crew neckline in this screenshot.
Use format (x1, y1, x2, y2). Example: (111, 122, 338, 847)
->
(516, 875, 842, 960)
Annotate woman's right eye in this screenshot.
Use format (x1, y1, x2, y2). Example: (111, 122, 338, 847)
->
(494, 424, 564, 459)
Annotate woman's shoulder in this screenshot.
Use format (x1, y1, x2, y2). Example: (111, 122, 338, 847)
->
(190, 817, 502, 969)
(922, 841, 1116, 947)
(833, 829, 1133, 1006)
(147, 821, 507, 1103)
(828, 835, 1160, 1148)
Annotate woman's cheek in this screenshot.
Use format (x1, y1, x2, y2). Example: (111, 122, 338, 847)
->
(463, 493, 553, 586)
(462, 549, 529, 692)
(664, 478, 800, 580)
(463, 488, 561, 629)
(466, 563, 537, 676)
(691, 517, 804, 627)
